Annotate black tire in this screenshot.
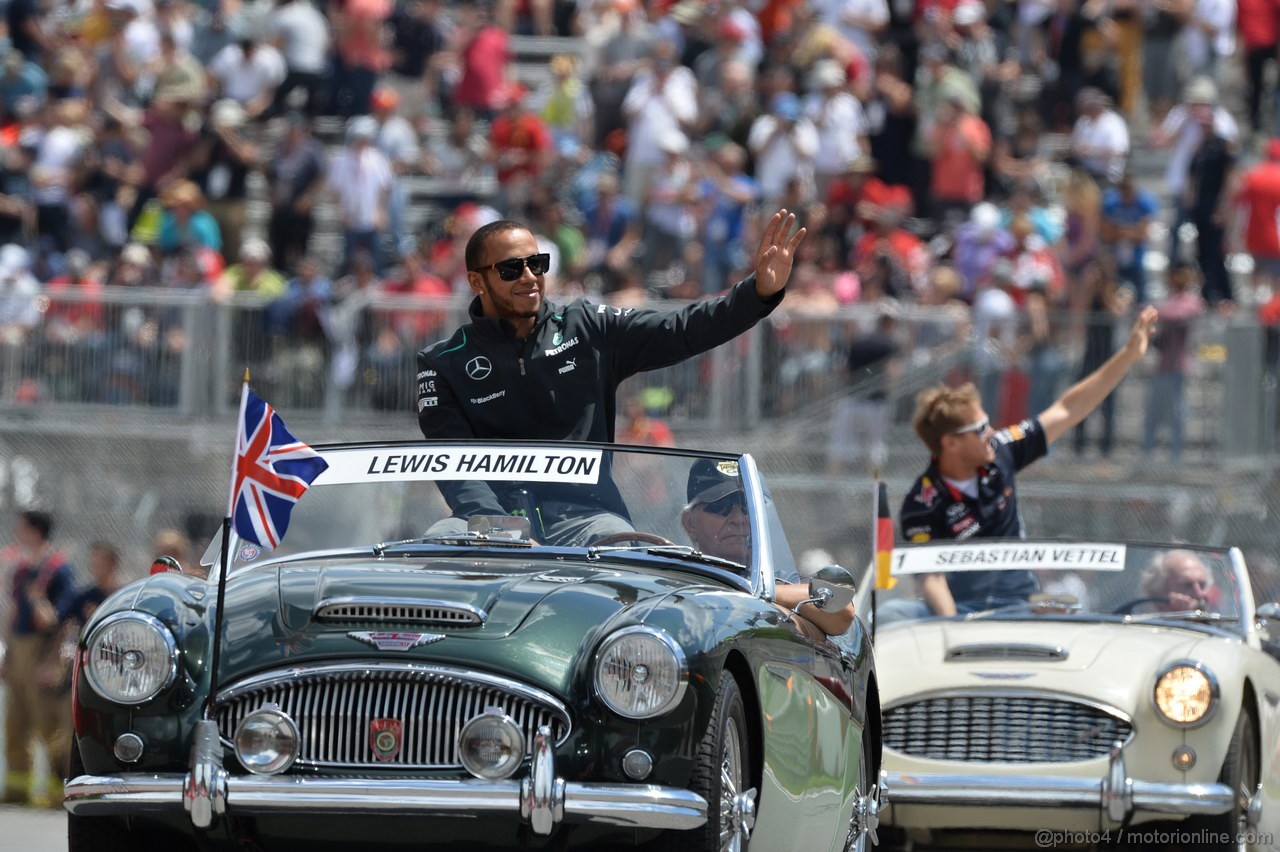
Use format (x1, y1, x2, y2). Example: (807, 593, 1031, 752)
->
(848, 722, 879, 852)
(1189, 708, 1260, 851)
(649, 675, 753, 852)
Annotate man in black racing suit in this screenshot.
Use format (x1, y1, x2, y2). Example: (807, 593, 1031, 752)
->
(416, 209, 806, 545)
(883, 303, 1158, 621)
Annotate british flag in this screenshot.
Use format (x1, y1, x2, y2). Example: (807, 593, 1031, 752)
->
(230, 388, 329, 549)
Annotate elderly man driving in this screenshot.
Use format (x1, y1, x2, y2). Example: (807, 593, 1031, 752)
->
(680, 460, 854, 635)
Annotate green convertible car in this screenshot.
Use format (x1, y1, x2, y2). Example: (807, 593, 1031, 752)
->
(64, 440, 883, 851)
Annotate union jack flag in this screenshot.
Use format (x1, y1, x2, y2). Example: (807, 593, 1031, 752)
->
(229, 386, 328, 549)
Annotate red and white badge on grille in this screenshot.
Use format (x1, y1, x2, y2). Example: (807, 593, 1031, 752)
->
(370, 718, 403, 762)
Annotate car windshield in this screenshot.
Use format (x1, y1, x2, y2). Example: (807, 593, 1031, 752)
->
(210, 441, 800, 592)
(867, 540, 1246, 635)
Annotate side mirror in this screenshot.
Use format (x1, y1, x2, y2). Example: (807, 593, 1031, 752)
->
(803, 565, 857, 613)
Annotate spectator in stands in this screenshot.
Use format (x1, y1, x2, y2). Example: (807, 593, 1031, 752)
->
(926, 93, 992, 225)
(1072, 259, 1132, 459)
(622, 40, 698, 203)
(215, 237, 286, 299)
(389, 0, 449, 113)
(44, 249, 105, 344)
(952, 202, 1015, 302)
(863, 46, 916, 196)
(153, 180, 222, 257)
(1036, 0, 1109, 132)
(266, 0, 331, 119)
(0, 139, 32, 248)
(0, 245, 40, 346)
(422, 105, 490, 185)
(1231, 139, 1280, 301)
(1060, 167, 1103, 285)
(699, 140, 759, 296)
(748, 90, 818, 207)
(581, 170, 641, 288)
(104, 242, 158, 287)
(190, 99, 259, 264)
(1143, 260, 1204, 461)
(533, 53, 594, 160)
(804, 59, 865, 199)
(1238, 0, 1278, 134)
(1101, 168, 1158, 302)
(31, 98, 88, 256)
(328, 116, 394, 275)
(590, 0, 656, 148)
(1022, 272, 1069, 417)
(1152, 77, 1239, 263)
(450, 0, 510, 120)
(1070, 87, 1129, 185)
(1186, 0, 1236, 83)
(1185, 108, 1238, 307)
(828, 308, 899, 474)
(109, 90, 200, 231)
(488, 83, 553, 217)
(993, 107, 1049, 200)
(643, 128, 698, 274)
(151, 31, 206, 110)
(266, 112, 326, 273)
(371, 86, 421, 257)
(0, 53, 48, 120)
(206, 36, 287, 121)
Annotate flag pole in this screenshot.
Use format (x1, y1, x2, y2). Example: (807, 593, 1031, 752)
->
(204, 370, 250, 720)
(871, 469, 880, 645)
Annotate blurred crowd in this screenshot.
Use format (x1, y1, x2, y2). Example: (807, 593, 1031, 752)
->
(0, 0, 1279, 444)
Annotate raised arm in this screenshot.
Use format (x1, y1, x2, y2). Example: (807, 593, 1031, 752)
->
(1038, 304, 1157, 444)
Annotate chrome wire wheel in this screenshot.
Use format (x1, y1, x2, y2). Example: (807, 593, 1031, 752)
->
(719, 716, 754, 852)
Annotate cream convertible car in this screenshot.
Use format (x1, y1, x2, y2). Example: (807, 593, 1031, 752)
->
(858, 540, 1280, 850)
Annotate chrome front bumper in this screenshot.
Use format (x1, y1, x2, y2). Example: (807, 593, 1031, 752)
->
(65, 722, 707, 836)
(884, 741, 1233, 821)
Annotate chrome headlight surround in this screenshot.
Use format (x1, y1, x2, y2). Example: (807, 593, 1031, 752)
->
(1152, 660, 1219, 728)
(593, 626, 688, 720)
(234, 706, 301, 775)
(84, 612, 179, 706)
(458, 711, 526, 780)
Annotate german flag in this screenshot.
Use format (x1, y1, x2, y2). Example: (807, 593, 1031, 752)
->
(874, 480, 896, 590)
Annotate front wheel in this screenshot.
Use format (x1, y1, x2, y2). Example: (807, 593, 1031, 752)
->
(1189, 708, 1261, 851)
(649, 675, 754, 852)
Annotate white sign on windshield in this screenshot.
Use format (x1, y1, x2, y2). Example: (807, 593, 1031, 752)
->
(892, 543, 1127, 575)
(317, 447, 605, 485)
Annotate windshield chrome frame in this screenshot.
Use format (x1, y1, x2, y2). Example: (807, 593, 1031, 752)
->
(736, 452, 773, 601)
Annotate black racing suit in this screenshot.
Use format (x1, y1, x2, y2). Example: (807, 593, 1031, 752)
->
(416, 275, 784, 529)
(898, 417, 1049, 610)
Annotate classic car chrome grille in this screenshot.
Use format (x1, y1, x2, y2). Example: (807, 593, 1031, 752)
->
(315, 598, 485, 626)
(945, 643, 1068, 662)
(884, 694, 1132, 763)
(214, 663, 569, 770)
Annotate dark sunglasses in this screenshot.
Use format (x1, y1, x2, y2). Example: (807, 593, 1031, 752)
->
(697, 493, 747, 517)
(471, 253, 551, 281)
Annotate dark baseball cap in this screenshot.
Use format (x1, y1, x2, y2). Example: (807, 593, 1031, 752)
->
(687, 459, 743, 505)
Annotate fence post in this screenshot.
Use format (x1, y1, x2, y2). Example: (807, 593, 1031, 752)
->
(744, 322, 763, 430)
(1222, 320, 1265, 457)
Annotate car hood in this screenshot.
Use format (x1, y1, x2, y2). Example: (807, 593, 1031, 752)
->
(876, 619, 1237, 715)
(214, 554, 706, 696)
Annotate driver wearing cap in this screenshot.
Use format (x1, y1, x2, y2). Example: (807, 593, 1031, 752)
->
(681, 460, 854, 635)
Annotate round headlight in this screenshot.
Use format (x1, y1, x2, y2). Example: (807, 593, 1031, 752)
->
(84, 613, 178, 705)
(593, 626, 687, 719)
(234, 707, 300, 775)
(1154, 662, 1218, 726)
(458, 712, 525, 780)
